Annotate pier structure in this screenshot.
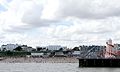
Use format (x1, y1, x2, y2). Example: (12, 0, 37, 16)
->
(78, 58, 120, 67)
(105, 39, 116, 58)
(78, 39, 120, 67)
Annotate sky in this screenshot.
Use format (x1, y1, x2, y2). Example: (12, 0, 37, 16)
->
(0, 0, 120, 48)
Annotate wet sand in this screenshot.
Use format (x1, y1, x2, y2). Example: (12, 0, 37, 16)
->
(0, 57, 79, 63)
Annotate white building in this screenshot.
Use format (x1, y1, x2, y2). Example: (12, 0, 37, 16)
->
(31, 53, 44, 56)
(1, 44, 19, 51)
(46, 45, 67, 51)
(72, 51, 80, 56)
(31, 52, 51, 57)
(55, 52, 64, 55)
(22, 46, 34, 52)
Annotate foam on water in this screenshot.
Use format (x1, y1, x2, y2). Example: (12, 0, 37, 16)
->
(0, 63, 119, 72)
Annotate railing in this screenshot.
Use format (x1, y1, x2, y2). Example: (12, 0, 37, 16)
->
(81, 47, 96, 58)
(106, 51, 120, 58)
(81, 47, 104, 58)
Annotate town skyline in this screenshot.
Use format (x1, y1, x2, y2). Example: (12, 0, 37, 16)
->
(0, 38, 119, 48)
(0, 38, 119, 49)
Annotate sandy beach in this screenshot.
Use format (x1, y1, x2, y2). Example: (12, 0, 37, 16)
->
(0, 57, 79, 63)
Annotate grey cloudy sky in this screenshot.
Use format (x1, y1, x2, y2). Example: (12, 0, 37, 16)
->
(0, 0, 120, 48)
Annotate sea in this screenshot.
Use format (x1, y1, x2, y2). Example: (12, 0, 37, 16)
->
(0, 63, 119, 72)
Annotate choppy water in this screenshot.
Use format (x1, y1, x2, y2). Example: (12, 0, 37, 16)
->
(0, 63, 119, 72)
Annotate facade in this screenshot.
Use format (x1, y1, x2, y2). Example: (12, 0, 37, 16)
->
(20, 45, 35, 52)
(46, 45, 66, 51)
(31, 53, 44, 57)
(112, 44, 120, 56)
(72, 51, 80, 57)
(55, 51, 64, 55)
(1, 44, 19, 51)
(22, 46, 34, 52)
(104, 39, 119, 58)
(105, 39, 113, 58)
(31, 52, 51, 57)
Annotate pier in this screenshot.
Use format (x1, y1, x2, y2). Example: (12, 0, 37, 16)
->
(78, 58, 120, 67)
(78, 39, 120, 67)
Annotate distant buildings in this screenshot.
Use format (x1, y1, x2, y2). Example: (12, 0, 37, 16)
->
(46, 45, 67, 51)
(21, 45, 34, 52)
(0, 44, 35, 52)
(2, 42, 120, 58)
(1, 44, 19, 51)
(114, 44, 120, 55)
(72, 51, 80, 56)
(31, 52, 44, 57)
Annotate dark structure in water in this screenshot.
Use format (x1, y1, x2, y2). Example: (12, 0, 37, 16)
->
(78, 58, 120, 67)
(78, 39, 120, 67)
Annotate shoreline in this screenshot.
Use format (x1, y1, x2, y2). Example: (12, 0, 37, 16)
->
(0, 57, 79, 63)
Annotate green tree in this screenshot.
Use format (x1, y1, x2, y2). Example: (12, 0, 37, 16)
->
(36, 47, 42, 51)
(14, 46, 22, 51)
(2, 48, 7, 51)
(72, 47, 80, 51)
(59, 48, 63, 51)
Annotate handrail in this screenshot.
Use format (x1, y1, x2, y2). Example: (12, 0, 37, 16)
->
(82, 47, 96, 58)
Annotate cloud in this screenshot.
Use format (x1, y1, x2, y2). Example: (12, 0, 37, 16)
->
(1, 0, 120, 48)
(21, 0, 61, 27)
(0, 35, 5, 39)
(42, 16, 120, 46)
(57, 0, 120, 19)
(0, 0, 44, 33)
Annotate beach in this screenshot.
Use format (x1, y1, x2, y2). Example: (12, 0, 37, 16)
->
(0, 57, 79, 63)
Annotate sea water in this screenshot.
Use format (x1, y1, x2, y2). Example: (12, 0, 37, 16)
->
(0, 63, 119, 72)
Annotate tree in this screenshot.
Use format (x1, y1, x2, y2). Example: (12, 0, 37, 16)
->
(46, 48, 49, 51)
(6, 50, 13, 56)
(2, 48, 7, 51)
(43, 47, 46, 50)
(22, 45, 27, 47)
(14, 46, 22, 51)
(36, 47, 42, 51)
(59, 48, 63, 51)
(32, 49, 36, 51)
(72, 47, 80, 51)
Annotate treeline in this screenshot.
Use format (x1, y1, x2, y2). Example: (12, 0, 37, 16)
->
(0, 51, 31, 57)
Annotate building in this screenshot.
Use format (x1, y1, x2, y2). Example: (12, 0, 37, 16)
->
(104, 39, 120, 58)
(31, 52, 51, 57)
(31, 52, 44, 57)
(113, 44, 120, 56)
(21, 45, 34, 52)
(1, 44, 19, 51)
(46, 45, 67, 51)
(72, 51, 80, 56)
(53, 51, 65, 57)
